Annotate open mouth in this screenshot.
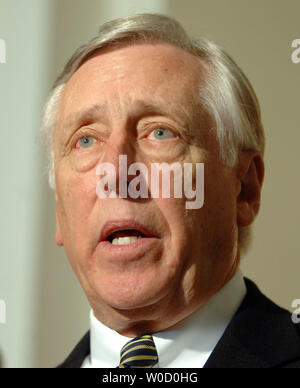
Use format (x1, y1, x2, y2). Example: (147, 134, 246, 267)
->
(106, 229, 147, 245)
(100, 220, 158, 250)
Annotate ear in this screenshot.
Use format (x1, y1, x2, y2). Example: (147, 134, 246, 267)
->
(236, 150, 264, 227)
(54, 191, 64, 246)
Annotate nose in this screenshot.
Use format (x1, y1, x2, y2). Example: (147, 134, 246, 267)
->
(97, 128, 137, 196)
(103, 128, 136, 164)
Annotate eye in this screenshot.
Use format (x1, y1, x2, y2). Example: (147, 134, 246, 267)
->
(148, 127, 176, 140)
(76, 136, 95, 149)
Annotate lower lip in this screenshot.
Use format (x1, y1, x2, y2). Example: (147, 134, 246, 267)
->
(97, 237, 159, 260)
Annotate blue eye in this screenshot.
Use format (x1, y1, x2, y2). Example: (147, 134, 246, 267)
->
(151, 128, 174, 140)
(77, 136, 94, 148)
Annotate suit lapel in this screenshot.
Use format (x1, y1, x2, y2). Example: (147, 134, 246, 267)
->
(56, 331, 90, 368)
(204, 278, 300, 368)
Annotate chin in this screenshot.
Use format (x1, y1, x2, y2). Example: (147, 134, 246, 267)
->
(108, 296, 155, 311)
(92, 273, 170, 312)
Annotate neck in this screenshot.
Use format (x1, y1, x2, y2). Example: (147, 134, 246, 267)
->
(91, 264, 239, 337)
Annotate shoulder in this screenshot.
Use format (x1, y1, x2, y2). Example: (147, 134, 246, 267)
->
(205, 277, 300, 368)
(56, 330, 90, 368)
(242, 277, 300, 336)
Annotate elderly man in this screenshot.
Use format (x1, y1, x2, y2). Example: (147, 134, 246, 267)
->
(41, 14, 300, 368)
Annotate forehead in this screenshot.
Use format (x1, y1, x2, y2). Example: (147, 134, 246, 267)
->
(58, 42, 207, 125)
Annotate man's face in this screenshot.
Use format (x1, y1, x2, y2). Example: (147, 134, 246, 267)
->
(54, 43, 241, 334)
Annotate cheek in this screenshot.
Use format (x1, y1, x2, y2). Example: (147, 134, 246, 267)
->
(204, 181, 237, 243)
(56, 167, 98, 243)
(204, 160, 237, 212)
(153, 196, 193, 259)
(203, 175, 238, 256)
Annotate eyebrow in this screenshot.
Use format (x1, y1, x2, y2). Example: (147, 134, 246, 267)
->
(63, 104, 106, 131)
(61, 98, 198, 139)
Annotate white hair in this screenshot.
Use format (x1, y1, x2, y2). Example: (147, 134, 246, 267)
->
(41, 13, 265, 254)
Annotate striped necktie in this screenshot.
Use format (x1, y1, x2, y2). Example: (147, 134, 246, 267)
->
(118, 334, 159, 368)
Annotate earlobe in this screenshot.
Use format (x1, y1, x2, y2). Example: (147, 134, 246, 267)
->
(236, 151, 264, 227)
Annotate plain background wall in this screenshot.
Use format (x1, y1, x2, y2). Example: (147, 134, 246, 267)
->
(0, 0, 56, 368)
(0, 0, 299, 368)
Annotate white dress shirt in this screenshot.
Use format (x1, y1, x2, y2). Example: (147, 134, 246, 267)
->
(81, 269, 246, 368)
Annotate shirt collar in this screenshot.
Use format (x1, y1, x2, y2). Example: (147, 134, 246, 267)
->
(88, 269, 246, 368)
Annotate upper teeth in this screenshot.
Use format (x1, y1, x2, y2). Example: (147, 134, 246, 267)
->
(112, 236, 143, 245)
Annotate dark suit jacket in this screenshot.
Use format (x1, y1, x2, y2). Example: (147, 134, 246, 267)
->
(57, 278, 300, 368)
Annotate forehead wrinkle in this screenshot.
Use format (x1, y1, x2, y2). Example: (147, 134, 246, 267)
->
(61, 96, 196, 129)
(58, 65, 207, 143)
(62, 103, 108, 132)
(59, 42, 208, 128)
